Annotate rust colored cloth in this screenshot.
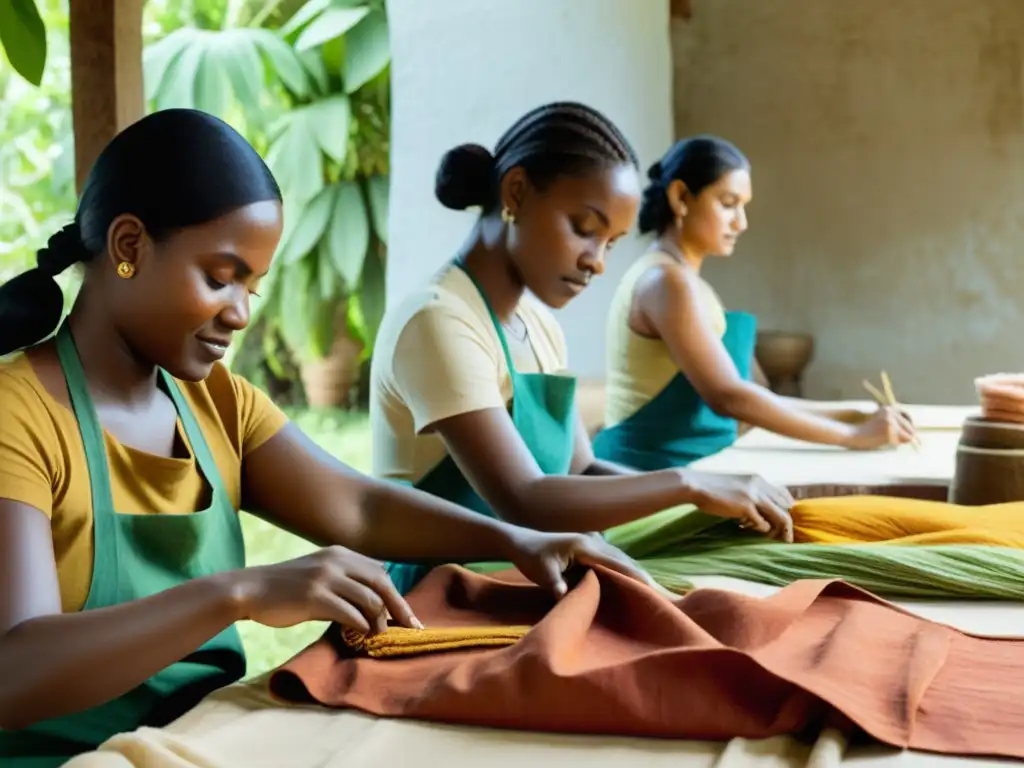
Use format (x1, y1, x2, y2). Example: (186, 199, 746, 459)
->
(340, 624, 530, 658)
(269, 565, 1024, 761)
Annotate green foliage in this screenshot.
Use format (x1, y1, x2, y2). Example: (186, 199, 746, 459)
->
(0, 0, 74, 284)
(0, 0, 390, 401)
(145, 0, 391, 372)
(0, 0, 46, 85)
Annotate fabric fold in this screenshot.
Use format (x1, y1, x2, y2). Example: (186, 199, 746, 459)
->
(268, 565, 1024, 761)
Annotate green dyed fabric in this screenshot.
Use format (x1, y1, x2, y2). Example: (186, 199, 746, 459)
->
(468, 504, 1024, 600)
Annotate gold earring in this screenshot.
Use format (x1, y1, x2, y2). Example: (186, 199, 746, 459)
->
(501, 206, 516, 225)
(116, 262, 136, 279)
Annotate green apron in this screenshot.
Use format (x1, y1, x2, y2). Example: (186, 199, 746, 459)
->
(0, 325, 247, 767)
(592, 311, 758, 471)
(385, 262, 578, 595)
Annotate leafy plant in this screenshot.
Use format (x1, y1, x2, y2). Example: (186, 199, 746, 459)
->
(0, 0, 47, 85)
(144, 0, 390, 385)
(0, 0, 74, 285)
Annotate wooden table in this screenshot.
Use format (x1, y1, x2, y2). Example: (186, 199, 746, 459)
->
(690, 402, 977, 489)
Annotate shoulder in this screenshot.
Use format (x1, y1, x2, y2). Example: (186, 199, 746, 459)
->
(0, 356, 66, 514)
(0, 354, 60, 422)
(379, 265, 501, 366)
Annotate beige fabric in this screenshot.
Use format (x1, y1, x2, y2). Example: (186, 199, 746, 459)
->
(604, 250, 727, 428)
(370, 263, 568, 484)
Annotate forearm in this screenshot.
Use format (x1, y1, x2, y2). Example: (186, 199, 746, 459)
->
(582, 458, 639, 476)
(713, 382, 855, 446)
(0, 572, 242, 730)
(350, 478, 519, 563)
(503, 468, 693, 533)
(779, 396, 868, 423)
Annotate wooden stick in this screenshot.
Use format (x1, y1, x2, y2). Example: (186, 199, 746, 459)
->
(862, 375, 922, 451)
(862, 379, 886, 406)
(881, 371, 897, 407)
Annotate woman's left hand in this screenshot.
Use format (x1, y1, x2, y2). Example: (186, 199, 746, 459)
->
(502, 530, 658, 597)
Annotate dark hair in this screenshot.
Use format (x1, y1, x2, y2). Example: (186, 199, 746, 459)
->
(638, 135, 749, 235)
(0, 108, 282, 356)
(434, 101, 639, 213)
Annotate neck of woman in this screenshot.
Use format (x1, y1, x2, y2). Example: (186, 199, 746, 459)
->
(654, 232, 705, 274)
(66, 288, 160, 407)
(456, 217, 526, 324)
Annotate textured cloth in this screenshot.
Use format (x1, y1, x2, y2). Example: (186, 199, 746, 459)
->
(267, 564, 1024, 761)
(339, 625, 530, 658)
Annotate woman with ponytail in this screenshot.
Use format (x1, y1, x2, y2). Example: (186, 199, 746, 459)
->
(593, 136, 919, 470)
(0, 108, 653, 766)
(371, 104, 797, 597)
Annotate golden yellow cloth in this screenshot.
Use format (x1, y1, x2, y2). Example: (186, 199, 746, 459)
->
(340, 625, 531, 658)
(792, 496, 1024, 547)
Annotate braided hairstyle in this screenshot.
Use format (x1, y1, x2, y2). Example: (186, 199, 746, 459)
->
(638, 135, 749, 235)
(0, 109, 281, 357)
(434, 101, 639, 213)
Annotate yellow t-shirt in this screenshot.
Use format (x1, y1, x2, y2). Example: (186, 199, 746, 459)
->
(0, 354, 289, 612)
(371, 263, 569, 483)
(604, 251, 727, 427)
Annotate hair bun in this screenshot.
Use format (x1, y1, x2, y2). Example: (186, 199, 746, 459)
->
(434, 143, 496, 210)
(36, 222, 89, 277)
(646, 160, 664, 183)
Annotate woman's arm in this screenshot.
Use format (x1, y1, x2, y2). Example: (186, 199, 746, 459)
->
(0, 501, 247, 729)
(637, 266, 911, 448)
(751, 358, 872, 424)
(241, 422, 523, 561)
(421, 405, 791, 535)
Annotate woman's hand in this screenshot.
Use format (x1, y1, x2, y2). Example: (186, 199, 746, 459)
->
(682, 470, 795, 542)
(500, 530, 658, 597)
(843, 406, 916, 450)
(231, 547, 422, 635)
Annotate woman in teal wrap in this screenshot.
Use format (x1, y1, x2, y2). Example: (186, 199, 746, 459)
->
(593, 136, 917, 470)
(0, 109, 662, 767)
(370, 105, 798, 596)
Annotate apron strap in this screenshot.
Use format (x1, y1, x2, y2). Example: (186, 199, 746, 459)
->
(55, 324, 116, 515)
(453, 260, 518, 376)
(161, 371, 231, 499)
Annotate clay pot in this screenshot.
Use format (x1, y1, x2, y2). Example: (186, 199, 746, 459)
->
(948, 416, 1024, 505)
(299, 304, 365, 409)
(755, 332, 814, 397)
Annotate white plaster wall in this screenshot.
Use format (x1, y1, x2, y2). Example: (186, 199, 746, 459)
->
(387, 0, 673, 379)
(673, 0, 1024, 404)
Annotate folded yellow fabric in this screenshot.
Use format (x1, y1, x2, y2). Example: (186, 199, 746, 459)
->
(792, 496, 1024, 547)
(340, 625, 531, 658)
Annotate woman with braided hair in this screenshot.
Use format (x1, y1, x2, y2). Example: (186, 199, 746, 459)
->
(0, 108, 663, 766)
(371, 103, 797, 595)
(592, 136, 918, 471)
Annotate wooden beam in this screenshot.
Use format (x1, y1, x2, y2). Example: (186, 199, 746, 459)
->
(670, 0, 692, 20)
(68, 0, 144, 193)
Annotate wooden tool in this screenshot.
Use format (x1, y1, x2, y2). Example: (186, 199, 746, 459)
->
(862, 371, 922, 451)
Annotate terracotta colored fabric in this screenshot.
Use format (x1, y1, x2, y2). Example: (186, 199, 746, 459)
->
(269, 565, 1024, 762)
(340, 625, 530, 657)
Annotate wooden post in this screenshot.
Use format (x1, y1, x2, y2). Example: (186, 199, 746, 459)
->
(670, 0, 692, 20)
(68, 0, 144, 193)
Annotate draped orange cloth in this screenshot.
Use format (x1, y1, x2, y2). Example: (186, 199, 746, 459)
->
(791, 496, 1024, 547)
